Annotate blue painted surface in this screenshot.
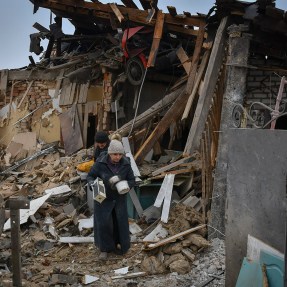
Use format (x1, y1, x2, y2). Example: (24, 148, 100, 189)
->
(235, 258, 264, 287)
(260, 250, 284, 287)
(235, 250, 284, 287)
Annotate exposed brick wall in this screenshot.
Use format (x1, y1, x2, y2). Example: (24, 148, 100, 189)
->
(4, 80, 55, 133)
(245, 58, 287, 106)
(244, 57, 287, 128)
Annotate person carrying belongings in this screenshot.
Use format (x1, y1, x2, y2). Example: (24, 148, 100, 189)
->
(77, 131, 110, 173)
(87, 139, 135, 260)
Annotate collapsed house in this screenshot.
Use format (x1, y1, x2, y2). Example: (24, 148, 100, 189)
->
(0, 0, 287, 286)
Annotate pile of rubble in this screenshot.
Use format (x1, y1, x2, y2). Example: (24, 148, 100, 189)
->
(0, 139, 224, 286)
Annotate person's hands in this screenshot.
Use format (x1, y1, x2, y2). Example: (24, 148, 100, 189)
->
(109, 175, 121, 190)
(88, 180, 94, 189)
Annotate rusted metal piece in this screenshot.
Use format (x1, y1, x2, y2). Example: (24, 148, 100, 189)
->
(270, 76, 287, 129)
(8, 197, 30, 287)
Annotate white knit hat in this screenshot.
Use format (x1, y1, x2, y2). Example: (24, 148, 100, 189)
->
(108, 140, 125, 154)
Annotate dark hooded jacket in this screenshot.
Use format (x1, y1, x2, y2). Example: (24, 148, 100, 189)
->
(93, 139, 110, 161)
(87, 153, 135, 254)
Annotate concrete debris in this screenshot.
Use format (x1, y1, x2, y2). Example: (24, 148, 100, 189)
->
(83, 274, 99, 284)
(169, 259, 191, 274)
(141, 256, 166, 274)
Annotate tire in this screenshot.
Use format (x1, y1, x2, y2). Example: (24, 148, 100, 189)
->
(126, 57, 145, 86)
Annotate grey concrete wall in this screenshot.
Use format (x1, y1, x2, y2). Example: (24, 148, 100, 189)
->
(225, 128, 287, 286)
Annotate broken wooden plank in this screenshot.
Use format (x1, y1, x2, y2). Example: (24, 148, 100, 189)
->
(181, 50, 210, 121)
(181, 248, 196, 262)
(146, 224, 206, 250)
(122, 137, 141, 177)
(35, 1, 204, 29)
(176, 46, 191, 74)
(59, 237, 94, 243)
(78, 83, 89, 104)
(185, 21, 206, 95)
(147, 10, 165, 67)
(161, 174, 175, 223)
(111, 272, 146, 280)
(184, 17, 229, 154)
(152, 155, 193, 176)
(109, 3, 125, 23)
(154, 174, 170, 207)
(151, 168, 195, 180)
(53, 69, 65, 99)
(17, 81, 34, 109)
(134, 21, 205, 164)
(33, 22, 50, 33)
(59, 106, 84, 155)
(165, 23, 205, 37)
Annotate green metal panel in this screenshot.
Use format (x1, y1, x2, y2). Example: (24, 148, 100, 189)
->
(127, 185, 158, 219)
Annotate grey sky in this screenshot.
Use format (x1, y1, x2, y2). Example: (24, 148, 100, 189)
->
(0, 0, 286, 69)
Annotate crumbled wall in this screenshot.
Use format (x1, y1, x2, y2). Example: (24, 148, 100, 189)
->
(0, 80, 56, 145)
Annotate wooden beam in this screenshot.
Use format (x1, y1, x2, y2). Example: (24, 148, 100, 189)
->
(134, 22, 205, 164)
(17, 81, 34, 109)
(150, 168, 195, 180)
(44, 36, 55, 59)
(31, 0, 204, 28)
(32, 22, 50, 33)
(166, 24, 205, 37)
(7, 70, 60, 81)
(152, 155, 193, 176)
(167, 6, 177, 17)
(181, 50, 210, 121)
(121, 0, 138, 9)
(184, 17, 229, 155)
(147, 10, 164, 67)
(176, 46, 191, 74)
(109, 3, 125, 23)
(185, 21, 206, 95)
(146, 224, 206, 250)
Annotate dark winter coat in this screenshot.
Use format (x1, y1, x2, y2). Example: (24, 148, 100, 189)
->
(87, 153, 135, 254)
(93, 140, 109, 161)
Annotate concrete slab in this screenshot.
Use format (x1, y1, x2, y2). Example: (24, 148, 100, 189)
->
(225, 129, 287, 286)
